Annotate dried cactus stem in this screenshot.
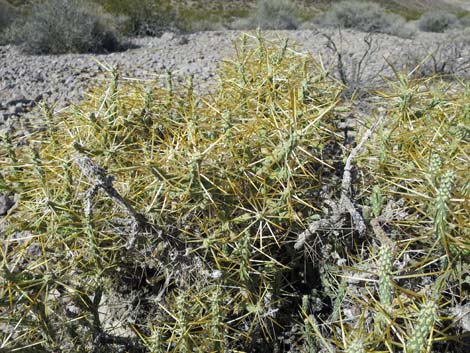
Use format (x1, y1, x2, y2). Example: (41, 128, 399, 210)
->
(340, 115, 386, 234)
(75, 155, 152, 250)
(294, 116, 386, 250)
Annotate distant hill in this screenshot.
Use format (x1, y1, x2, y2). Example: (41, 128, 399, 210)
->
(173, 0, 469, 11)
(4, 0, 469, 22)
(162, 0, 470, 18)
(305, 0, 469, 19)
(375, 0, 469, 11)
(5, 0, 469, 11)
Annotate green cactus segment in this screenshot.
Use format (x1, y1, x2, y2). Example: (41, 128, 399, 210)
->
(406, 300, 438, 353)
(434, 170, 456, 242)
(428, 153, 442, 180)
(378, 242, 393, 312)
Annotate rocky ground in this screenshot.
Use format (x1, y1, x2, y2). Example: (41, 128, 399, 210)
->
(3, 29, 469, 130)
(0, 31, 237, 124)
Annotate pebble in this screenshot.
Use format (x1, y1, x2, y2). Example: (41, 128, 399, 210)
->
(0, 193, 15, 216)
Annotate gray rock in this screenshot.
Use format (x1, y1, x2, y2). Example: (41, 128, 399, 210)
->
(34, 93, 43, 103)
(177, 35, 189, 45)
(0, 193, 15, 216)
(7, 94, 29, 106)
(6, 102, 28, 116)
(7, 104, 18, 115)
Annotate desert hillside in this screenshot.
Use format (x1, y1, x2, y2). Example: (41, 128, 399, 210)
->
(4, 0, 470, 12)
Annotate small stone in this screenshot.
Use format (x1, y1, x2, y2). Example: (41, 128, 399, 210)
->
(14, 103, 25, 114)
(7, 94, 29, 106)
(0, 193, 15, 216)
(7, 105, 17, 115)
(34, 93, 43, 103)
(160, 32, 175, 42)
(178, 36, 189, 45)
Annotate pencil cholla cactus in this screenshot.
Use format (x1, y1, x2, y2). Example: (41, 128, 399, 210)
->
(406, 300, 438, 353)
(436, 171, 456, 204)
(377, 242, 394, 314)
(370, 185, 383, 218)
(451, 124, 470, 141)
(434, 170, 456, 239)
(428, 153, 442, 178)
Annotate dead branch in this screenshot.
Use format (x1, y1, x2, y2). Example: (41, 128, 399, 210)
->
(321, 30, 387, 95)
(295, 114, 385, 250)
